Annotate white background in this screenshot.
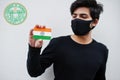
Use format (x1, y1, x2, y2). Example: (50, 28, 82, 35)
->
(0, 0, 120, 80)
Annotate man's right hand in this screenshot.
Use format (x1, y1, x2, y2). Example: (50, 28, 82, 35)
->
(29, 25, 44, 48)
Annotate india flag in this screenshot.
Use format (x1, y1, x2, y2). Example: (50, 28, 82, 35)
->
(33, 27, 52, 40)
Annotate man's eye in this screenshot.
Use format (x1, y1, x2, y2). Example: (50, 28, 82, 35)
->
(80, 14, 88, 18)
(72, 15, 77, 18)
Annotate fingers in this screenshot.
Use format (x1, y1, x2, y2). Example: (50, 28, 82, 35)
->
(29, 24, 45, 48)
(29, 25, 46, 37)
(29, 29, 33, 36)
(42, 25, 46, 28)
(29, 29, 35, 47)
(35, 40, 43, 48)
(29, 39, 35, 47)
(35, 25, 46, 29)
(29, 29, 34, 41)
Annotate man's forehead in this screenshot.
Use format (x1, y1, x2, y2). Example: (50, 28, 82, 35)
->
(73, 12, 89, 15)
(73, 7, 90, 14)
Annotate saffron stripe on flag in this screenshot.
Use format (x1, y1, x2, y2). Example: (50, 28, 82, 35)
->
(33, 27, 51, 32)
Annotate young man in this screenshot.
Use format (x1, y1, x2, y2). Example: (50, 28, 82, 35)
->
(27, 0, 108, 80)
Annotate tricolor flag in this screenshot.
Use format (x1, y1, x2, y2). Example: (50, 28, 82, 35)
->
(33, 27, 52, 40)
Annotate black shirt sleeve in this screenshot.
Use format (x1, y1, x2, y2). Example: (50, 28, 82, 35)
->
(94, 47, 108, 80)
(27, 38, 57, 77)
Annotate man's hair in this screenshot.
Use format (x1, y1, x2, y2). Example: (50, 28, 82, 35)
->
(70, 0, 103, 20)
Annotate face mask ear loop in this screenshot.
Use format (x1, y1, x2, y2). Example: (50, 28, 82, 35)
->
(91, 26, 95, 29)
(90, 21, 95, 29)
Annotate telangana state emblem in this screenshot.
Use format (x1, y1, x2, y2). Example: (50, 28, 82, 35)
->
(4, 3, 27, 25)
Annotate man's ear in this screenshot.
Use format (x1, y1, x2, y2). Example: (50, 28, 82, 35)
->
(92, 19, 99, 26)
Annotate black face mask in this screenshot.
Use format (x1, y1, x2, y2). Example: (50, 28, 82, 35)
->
(71, 19, 95, 36)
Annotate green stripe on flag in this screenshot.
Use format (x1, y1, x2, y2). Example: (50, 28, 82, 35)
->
(33, 35, 51, 40)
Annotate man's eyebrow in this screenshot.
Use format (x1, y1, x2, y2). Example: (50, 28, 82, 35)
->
(72, 13, 77, 15)
(73, 13, 87, 15)
(79, 13, 88, 15)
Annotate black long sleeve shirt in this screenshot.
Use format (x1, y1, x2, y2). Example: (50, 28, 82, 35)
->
(27, 35, 108, 80)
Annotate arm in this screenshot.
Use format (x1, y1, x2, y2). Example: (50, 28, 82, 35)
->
(27, 41, 56, 77)
(27, 27, 56, 77)
(27, 45, 43, 77)
(94, 48, 108, 80)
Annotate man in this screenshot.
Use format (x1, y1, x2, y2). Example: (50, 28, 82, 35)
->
(27, 0, 108, 80)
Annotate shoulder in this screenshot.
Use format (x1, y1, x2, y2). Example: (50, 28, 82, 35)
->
(94, 39, 108, 51)
(95, 41, 109, 62)
(94, 40, 109, 59)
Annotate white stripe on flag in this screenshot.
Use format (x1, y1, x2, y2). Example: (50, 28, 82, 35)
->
(33, 31, 51, 36)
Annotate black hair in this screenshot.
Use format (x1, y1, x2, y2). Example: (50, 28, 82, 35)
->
(70, 0, 103, 20)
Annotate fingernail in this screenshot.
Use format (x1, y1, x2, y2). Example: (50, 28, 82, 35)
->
(35, 25, 39, 28)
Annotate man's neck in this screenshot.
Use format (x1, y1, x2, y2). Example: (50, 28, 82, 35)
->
(71, 33, 93, 45)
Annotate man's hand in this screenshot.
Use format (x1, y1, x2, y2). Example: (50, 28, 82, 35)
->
(29, 25, 44, 48)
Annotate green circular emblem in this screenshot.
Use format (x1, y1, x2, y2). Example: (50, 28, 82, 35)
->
(4, 3, 27, 25)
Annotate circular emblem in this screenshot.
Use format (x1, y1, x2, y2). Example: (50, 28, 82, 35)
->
(4, 3, 27, 25)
